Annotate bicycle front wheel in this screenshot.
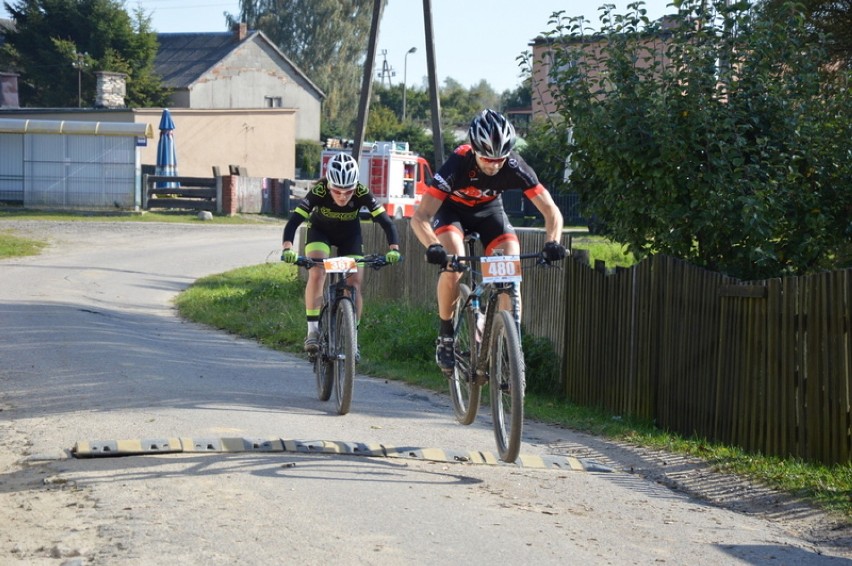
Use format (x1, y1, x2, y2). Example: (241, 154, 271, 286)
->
(332, 298, 357, 415)
(489, 310, 525, 463)
(315, 308, 333, 402)
(449, 284, 481, 425)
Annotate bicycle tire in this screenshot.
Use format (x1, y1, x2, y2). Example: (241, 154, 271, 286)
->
(332, 298, 357, 415)
(489, 309, 525, 463)
(315, 306, 333, 401)
(449, 284, 481, 425)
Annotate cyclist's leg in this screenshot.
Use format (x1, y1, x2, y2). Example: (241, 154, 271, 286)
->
(436, 227, 464, 320)
(433, 208, 465, 370)
(304, 228, 330, 350)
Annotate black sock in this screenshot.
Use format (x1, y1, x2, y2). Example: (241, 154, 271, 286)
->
(439, 318, 453, 336)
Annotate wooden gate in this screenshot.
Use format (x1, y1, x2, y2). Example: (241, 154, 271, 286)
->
(143, 174, 220, 212)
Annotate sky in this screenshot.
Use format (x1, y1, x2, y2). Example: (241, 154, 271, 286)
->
(4, 0, 674, 93)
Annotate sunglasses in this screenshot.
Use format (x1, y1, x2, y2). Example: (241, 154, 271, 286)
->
(330, 187, 355, 195)
(477, 155, 507, 165)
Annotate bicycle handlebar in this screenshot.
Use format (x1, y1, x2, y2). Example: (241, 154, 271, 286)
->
(291, 254, 400, 271)
(443, 252, 558, 273)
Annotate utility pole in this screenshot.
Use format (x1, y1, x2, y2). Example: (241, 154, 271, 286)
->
(402, 46, 417, 121)
(352, 0, 385, 163)
(422, 0, 444, 166)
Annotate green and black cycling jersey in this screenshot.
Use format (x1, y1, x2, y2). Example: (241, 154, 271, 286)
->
(282, 179, 399, 254)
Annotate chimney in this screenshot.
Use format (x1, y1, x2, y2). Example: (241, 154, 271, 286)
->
(94, 71, 127, 108)
(0, 72, 20, 108)
(234, 22, 248, 41)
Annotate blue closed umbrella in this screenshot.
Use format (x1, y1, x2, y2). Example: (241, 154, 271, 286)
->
(155, 108, 179, 188)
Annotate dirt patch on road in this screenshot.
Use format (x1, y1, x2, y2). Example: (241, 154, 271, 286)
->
(541, 429, 852, 559)
(0, 408, 105, 563)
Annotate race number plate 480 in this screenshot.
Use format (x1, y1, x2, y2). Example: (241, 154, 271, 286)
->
(323, 257, 358, 273)
(481, 256, 522, 283)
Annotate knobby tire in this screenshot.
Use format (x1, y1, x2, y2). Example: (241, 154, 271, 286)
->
(449, 284, 481, 425)
(333, 298, 357, 415)
(489, 310, 525, 463)
(314, 305, 333, 401)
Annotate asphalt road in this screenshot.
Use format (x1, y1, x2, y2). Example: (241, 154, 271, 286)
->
(1, 220, 849, 565)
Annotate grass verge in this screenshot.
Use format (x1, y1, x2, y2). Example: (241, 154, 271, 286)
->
(0, 230, 48, 258)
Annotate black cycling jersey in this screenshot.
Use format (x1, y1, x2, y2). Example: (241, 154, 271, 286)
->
(427, 144, 544, 208)
(282, 179, 399, 254)
(426, 144, 547, 253)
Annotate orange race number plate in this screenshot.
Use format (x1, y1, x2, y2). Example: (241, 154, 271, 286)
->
(481, 256, 522, 283)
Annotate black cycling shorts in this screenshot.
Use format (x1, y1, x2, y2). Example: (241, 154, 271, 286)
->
(433, 200, 518, 254)
(305, 222, 364, 257)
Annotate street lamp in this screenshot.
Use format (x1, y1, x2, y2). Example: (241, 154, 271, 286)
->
(402, 46, 416, 122)
(72, 52, 88, 108)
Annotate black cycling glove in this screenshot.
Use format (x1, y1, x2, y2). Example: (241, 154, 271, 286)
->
(426, 243, 448, 266)
(542, 241, 567, 262)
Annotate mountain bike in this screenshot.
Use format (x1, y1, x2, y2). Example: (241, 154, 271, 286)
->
(441, 233, 558, 462)
(294, 254, 396, 415)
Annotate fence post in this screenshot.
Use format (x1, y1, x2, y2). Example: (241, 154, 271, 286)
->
(215, 175, 223, 214)
(142, 174, 149, 210)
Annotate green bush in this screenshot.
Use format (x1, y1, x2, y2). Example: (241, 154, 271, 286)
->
(522, 332, 562, 397)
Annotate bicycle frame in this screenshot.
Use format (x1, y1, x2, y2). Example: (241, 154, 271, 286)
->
(453, 235, 537, 383)
(442, 232, 554, 462)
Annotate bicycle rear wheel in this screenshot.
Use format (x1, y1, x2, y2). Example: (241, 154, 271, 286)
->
(489, 310, 525, 462)
(314, 307, 333, 401)
(332, 298, 357, 415)
(449, 284, 481, 425)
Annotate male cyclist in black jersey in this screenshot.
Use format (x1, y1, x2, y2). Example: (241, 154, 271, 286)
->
(281, 153, 401, 352)
(411, 109, 567, 372)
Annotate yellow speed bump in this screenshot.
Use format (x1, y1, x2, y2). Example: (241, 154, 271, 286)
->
(73, 438, 181, 457)
(71, 437, 611, 471)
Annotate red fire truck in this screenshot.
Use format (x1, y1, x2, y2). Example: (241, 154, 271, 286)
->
(320, 141, 433, 219)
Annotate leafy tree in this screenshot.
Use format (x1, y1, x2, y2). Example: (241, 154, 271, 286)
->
(501, 80, 532, 111)
(542, 0, 851, 279)
(361, 101, 458, 172)
(761, 0, 851, 69)
(228, 0, 383, 138)
(517, 117, 568, 194)
(0, 0, 168, 107)
(365, 103, 400, 140)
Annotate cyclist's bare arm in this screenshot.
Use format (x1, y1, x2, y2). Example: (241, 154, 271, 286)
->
(529, 190, 564, 242)
(411, 192, 443, 249)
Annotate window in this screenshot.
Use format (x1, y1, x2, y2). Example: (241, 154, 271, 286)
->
(264, 96, 282, 108)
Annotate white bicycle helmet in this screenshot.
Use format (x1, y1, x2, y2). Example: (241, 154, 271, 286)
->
(468, 109, 516, 158)
(326, 153, 359, 190)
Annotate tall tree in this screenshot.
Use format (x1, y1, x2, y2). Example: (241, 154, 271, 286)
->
(1, 0, 168, 107)
(227, 0, 382, 137)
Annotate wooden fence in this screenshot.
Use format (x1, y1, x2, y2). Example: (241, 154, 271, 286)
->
(355, 221, 851, 465)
